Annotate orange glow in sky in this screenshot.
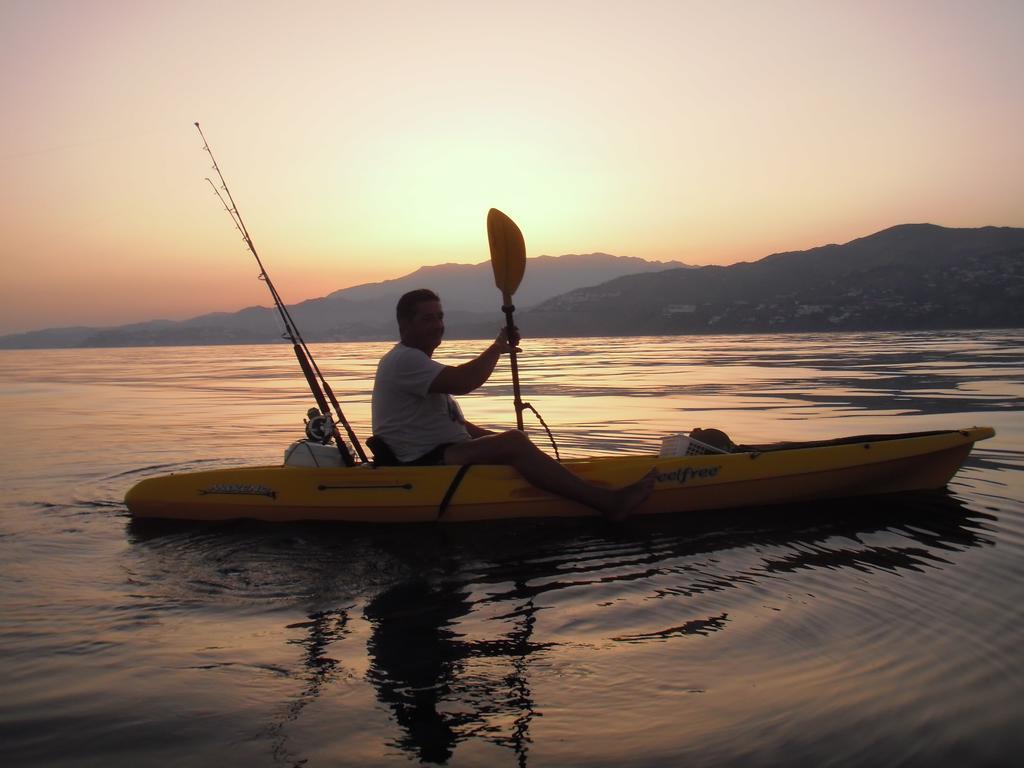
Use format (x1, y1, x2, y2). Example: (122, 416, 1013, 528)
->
(1, 0, 1022, 334)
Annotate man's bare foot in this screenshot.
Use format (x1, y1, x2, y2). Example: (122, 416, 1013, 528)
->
(603, 467, 658, 522)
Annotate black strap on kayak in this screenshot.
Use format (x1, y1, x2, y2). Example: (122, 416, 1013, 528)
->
(437, 465, 471, 520)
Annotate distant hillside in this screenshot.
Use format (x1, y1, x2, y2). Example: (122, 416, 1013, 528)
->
(523, 224, 1024, 335)
(329, 252, 687, 311)
(0, 253, 684, 348)
(4, 225, 1021, 348)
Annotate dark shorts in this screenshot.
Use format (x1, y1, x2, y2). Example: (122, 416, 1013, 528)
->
(406, 443, 454, 466)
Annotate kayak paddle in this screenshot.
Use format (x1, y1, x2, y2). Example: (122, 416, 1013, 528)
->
(487, 208, 527, 430)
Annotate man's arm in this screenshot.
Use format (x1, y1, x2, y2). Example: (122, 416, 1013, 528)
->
(429, 329, 518, 395)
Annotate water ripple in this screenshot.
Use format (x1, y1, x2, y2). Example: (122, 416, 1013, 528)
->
(3, 331, 1023, 767)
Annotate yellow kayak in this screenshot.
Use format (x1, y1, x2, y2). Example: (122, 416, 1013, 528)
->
(124, 427, 994, 523)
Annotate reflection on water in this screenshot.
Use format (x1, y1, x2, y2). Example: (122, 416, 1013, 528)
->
(270, 609, 352, 766)
(365, 580, 541, 765)
(2, 330, 1023, 766)
(123, 490, 999, 766)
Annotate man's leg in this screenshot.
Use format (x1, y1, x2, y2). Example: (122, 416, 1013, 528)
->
(443, 430, 655, 520)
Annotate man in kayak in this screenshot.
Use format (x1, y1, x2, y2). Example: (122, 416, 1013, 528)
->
(371, 289, 656, 520)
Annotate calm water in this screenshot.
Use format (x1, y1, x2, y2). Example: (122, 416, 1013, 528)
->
(1, 331, 1023, 767)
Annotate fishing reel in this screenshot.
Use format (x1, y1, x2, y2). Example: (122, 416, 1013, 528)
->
(304, 408, 334, 444)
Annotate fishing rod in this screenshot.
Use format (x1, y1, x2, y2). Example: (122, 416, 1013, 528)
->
(194, 122, 368, 465)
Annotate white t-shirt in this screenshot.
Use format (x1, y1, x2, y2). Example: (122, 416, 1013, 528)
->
(371, 343, 471, 462)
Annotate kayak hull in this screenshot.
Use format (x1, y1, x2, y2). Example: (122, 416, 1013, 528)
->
(124, 427, 994, 523)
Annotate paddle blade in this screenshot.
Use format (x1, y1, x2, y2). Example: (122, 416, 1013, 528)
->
(487, 208, 526, 302)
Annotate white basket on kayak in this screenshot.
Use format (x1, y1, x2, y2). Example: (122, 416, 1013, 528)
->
(284, 440, 346, 468)
(659, 434, 712, 457)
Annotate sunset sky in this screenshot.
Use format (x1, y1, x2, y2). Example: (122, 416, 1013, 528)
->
(1, 0, 1021, 335)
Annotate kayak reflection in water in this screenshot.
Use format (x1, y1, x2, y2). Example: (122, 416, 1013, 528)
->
(370, 289, 657, 521)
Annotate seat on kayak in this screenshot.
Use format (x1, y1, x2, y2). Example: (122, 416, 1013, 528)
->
(367, 436, 455, 467)
(367, 436, 402, 466)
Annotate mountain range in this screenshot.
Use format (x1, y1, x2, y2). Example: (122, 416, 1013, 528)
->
(521, 224, 1024, 336)
(0, 253, 686, 348)
(2, 223, 1022, 348)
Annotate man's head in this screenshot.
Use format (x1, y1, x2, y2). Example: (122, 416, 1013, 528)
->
(396, 289, 444, 355)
